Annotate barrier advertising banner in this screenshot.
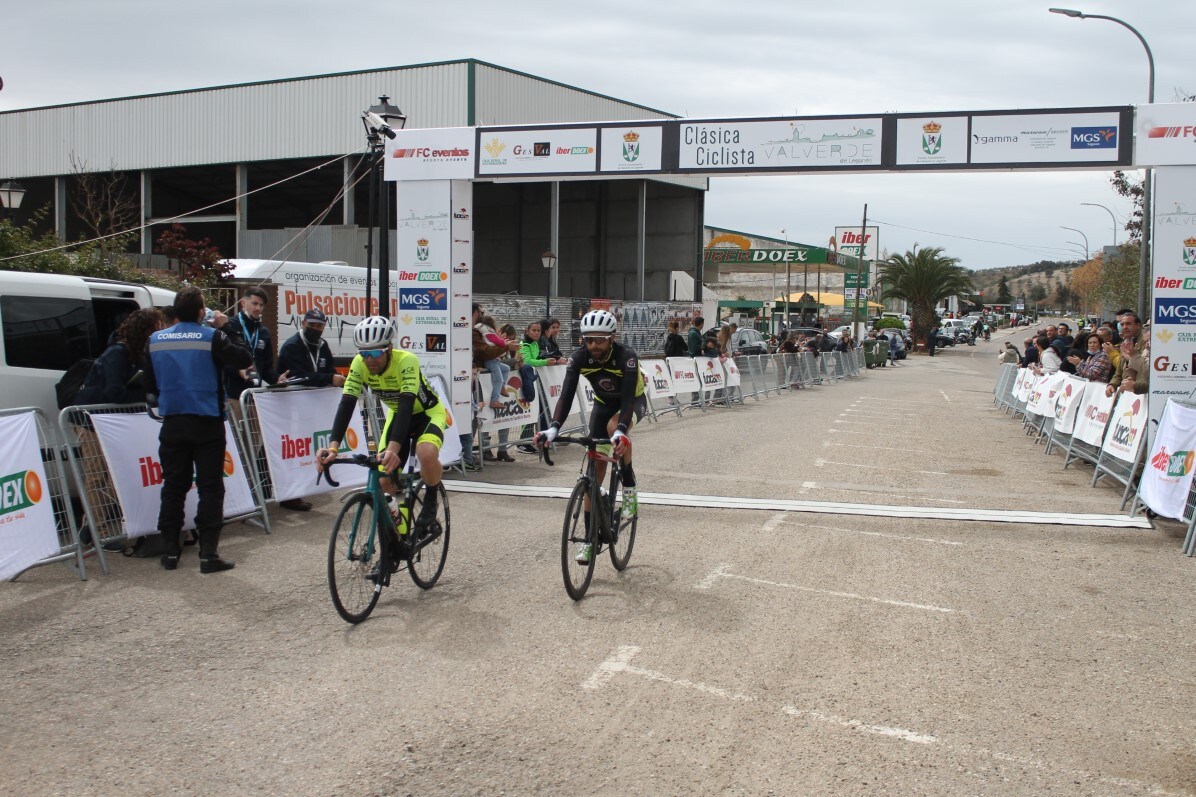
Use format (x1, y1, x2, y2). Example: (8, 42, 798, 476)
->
(1016, 371, 1036, 403)
(0, 412, 60, 581)
(1012, 368, 1029, 399)
(476, 373, 540, 432)
(253, 388, 368, 501)
(724, 358, 741, 388)
(1052, 376, 1088, 436)
(1029, 374, 1065, 417)
(667, 357, 701, 394)
(90, 414, 255, 538)
(1138, 399, 1196, 519)
(1073, 388, 1116, 447)
(1149, 166, 1196, 432)
(694, 357, 726, 397)
(1103, 392, 1149, 463)
(537, 365, 582, 425)
(641, 360, 675, 400)
(1021, 373, 1043, 409)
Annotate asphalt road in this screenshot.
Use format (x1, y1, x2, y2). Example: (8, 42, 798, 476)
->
(2, 327, 1194, 796)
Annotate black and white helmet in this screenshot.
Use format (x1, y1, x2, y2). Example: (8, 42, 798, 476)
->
(352, 316, 394, 349)
(579, 309, 618, 335)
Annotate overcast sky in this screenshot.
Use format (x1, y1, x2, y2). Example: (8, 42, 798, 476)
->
(4, 0, 1193, 271)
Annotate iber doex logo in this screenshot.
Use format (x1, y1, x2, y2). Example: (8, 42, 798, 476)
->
(0, 470, 41, 516)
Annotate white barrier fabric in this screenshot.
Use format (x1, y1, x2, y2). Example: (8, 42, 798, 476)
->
(1023, 374, 1045, 415)
(1029, 374, 1065, 417)
(1073, 388, 1116, 447)
(1103, 392, 1149, 464)
(1012, 368, 1029, 401)
(724, 358, 742, 388)
(0, 412, 60, 580)
(476, 373, 540, 433)
(641, 360, 676, 399)
(1139, 400, 1196, 519)
(1052, 376, 1088, 436)
(91, 414, 255, 539)
(1016, 371, 1037, 403)
(254, 388, 368, 501)
(694, 356, 725, 397)
(537, 365, 582, 426)
(667, 357, 701, 394)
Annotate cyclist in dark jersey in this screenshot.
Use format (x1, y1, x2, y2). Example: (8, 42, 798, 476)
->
(536, 310, 645, 564)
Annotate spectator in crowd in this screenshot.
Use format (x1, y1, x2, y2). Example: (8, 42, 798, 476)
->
(1020, 336, 1039, 367)
(1033, 335, 1061, 375)
(1108, 311, 1148, 397)
(997, 341, 1021, 364)
(1072, 333, 1113, 383)
(716, 324, 732, 357)
(1094, 326, 1122, 386)
(73, 307, 166, 541)
(687, 316, 705, 357)
(473, 306, 512, 409)
(225, 287, 279, 409)
(538, 318, 565, 361)
(145, 287, 252, 573)
(273, 307, 345, 512)
(1053, 323, 1075, 351)
(515, 319, 562, 453)
(1102, 319, 1122, 344)
(702, 325, 721, 358)
(1044, 324, 1058, 344)
(664, 319, 688, 358)
(927, 324, 939, 357)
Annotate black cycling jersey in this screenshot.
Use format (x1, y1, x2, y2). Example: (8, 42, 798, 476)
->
(551, 341, 645, 434)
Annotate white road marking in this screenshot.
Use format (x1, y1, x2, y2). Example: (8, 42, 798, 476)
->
(827, 428, 871, 435)
(761, 513, 788, 532)
(581, 644, 641, 691)
(832, 419, 871, 425)
(712, 567, 957, 613)
(441, 481, 1152, 529)
(940, 390, 952, 403)
(693, 562, 731, 590)
(816, 458, 949, 476)
(786, 707, 938, 745)
(823, 441, 936, 455)
(784, 520, 963, 546)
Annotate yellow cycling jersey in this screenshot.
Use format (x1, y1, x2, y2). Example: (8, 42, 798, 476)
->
(342, 348, 440, 413)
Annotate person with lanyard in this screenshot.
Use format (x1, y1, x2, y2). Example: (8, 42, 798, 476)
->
(315, 317, 445, 580)
(273, 307, 346, 511)
(535, 310, 646, 566)
(224, 287, 281, 407)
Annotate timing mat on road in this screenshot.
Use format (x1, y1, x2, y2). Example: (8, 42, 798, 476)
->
(441, 481, 1151, 529)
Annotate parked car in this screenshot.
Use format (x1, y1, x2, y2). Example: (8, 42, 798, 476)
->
(730, 328, 770, 356)
(877, 329, 910, 359)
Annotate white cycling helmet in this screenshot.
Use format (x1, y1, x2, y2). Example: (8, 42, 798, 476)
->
(352, 316, 394, 350)
(579, 309, 618, 336)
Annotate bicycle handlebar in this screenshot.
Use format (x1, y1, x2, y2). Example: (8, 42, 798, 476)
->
(535, 435, 615, 468)
(316, 453, 383, 488)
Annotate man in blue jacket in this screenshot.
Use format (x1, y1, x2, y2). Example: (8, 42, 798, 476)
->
(144, 287, 253, 573)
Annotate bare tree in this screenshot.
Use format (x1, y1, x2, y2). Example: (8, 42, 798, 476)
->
(67, 153, 139, 261)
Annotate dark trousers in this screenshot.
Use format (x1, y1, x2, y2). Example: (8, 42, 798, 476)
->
(927, 339, 937, 356)
(158, 415, 226, 558)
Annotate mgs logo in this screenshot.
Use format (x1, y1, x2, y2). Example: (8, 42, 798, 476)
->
(1185, 237, 1196, 267)
(623, 130, 640, 162)
(921, 121, 942, 155)
(416, 239, 430, 262)
(398, 288, 446, 311)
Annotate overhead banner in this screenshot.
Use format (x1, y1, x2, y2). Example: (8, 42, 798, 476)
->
(385, 127, 474, 181)
(1149, 166, 1196, 431)
(895, 116, 969, 167)
(677, 117, 883, 172)
(90, 414, 255, 539)
(477, 126, 597, 176)
(1138, 399, 1196, 520)
(252, 388, 368, 501)
(969, 110, 1124, 166)
(1102, 392, 1148, 464)
(0, 412, 59, 581)
(599, 125, 663, 173)
(1134, 104, 1196, 167)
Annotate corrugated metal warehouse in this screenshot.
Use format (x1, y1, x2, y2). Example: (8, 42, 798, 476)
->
(0, 59, 707, 300)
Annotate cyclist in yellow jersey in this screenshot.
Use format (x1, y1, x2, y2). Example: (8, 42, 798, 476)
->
(316, 316, 444, 535)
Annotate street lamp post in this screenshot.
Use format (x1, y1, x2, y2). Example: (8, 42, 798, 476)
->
(1080, 202, 1118, 246)
(1049, 8, 1154, 317)
(1061, 226, 1090, 260)
(0, 180, 26, 222)
(541, 250, 557, 318)
(360, 96, 407, 319)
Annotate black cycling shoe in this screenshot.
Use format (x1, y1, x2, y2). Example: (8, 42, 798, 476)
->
(199, 555, 235, 574)
(366, 556, 400, 584)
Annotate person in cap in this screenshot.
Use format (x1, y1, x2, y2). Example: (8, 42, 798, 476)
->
(274, 307, 346, 512)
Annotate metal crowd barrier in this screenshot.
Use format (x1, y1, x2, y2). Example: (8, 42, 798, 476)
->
(1091, 439, 1147, 511)
(3, 407, 88, 581)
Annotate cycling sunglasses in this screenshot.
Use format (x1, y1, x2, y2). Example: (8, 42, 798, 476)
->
(582, 335, 612, 344)
(359, 348, 387, 359)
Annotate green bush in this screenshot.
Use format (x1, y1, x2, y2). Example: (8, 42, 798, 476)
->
(874, 317, 907, 330)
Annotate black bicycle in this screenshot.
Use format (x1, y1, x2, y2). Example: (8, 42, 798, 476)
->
(318, 453, 450, 624)
(542, 436, 637, 600)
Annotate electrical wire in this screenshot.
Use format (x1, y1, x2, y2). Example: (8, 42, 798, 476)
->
(868, 217, 1087, 259)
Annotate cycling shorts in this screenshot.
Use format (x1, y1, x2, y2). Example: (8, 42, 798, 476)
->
(380, 403, 446, 471)
(588, 395, 647, 438)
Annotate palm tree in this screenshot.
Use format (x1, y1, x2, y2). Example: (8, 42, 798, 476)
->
(879, 245, 973, 349)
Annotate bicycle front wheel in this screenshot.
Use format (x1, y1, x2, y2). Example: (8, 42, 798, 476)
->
(407, 482, 450, 590)
(608, 480, 637, 572)
(561, 479, 596, 600)
(327, 492, 383, 624)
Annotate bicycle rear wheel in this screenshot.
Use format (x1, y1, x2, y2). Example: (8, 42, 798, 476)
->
(328, 492, 383, 624)
(407, 482, 450, 590)
(607, 479, 637, 571)
(561, 479, 596, 600)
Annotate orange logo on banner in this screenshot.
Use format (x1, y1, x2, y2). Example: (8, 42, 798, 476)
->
(24, 471, 42, 504)
(223, 451, 236, 477)
(346, 428, 358, 449)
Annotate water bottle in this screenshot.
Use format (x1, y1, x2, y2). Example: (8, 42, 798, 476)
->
(385, 495, 409, 534)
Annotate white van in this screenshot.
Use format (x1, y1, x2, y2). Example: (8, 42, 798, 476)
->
(0, 272, 175, 419)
